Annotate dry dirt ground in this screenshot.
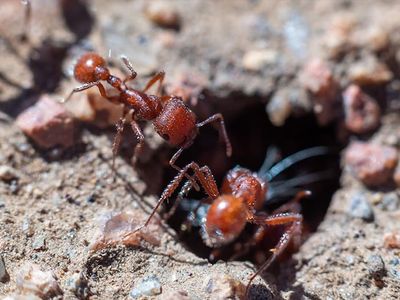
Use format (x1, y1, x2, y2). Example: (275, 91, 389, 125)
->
(1, 0, 400, 299)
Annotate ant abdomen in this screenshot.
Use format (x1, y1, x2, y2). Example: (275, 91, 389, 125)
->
(74, 52, 108, 83)
(153, 98, 198, 146)
(203, 194, 248, 247)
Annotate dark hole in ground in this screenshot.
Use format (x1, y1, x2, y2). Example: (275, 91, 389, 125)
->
(159, 100, 342, 264)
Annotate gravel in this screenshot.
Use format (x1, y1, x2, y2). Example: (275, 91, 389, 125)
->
(348, 192, 374, 222)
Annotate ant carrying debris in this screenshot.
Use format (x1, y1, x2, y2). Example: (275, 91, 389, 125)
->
(130, 146, 331, 297)
(65, 52, 232, 180)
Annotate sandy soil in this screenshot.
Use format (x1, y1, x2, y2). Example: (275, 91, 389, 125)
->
(0, 0, 400, 299)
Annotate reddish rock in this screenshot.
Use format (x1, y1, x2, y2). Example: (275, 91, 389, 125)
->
(299, 58, 340, 125)
(383, 232, 400, 249)
(144, 1, 181, 29)
(345, 142, 398, 187)
(393, 162, 400, 187)
(166, 71, 208, 106)
(204, 274, 245, 300)
(343, 85, 381, 134)
(16, 96, 77, 149)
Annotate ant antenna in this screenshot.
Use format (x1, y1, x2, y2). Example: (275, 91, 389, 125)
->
(266, 169, 334, 202)
(257, 146, 280, 176)
(259, 146, 331, 181)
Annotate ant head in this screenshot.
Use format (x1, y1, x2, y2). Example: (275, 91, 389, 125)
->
(222, 167, 267, 210)
(74, 52, 109, 83)
(201, 194, 247, 247)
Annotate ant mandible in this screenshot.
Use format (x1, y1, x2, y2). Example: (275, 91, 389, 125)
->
(130, 146, 330, 297)
(64, 52, 232, 179)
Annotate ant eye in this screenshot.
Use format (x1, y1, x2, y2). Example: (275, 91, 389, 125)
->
(162, 133, 170, 141)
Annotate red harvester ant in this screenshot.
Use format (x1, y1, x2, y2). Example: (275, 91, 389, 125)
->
(130, 146, 331, 297)
(64, 52, 232, 180)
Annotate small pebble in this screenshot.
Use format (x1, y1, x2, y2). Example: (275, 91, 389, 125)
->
(65, 273, 91, 300)
(0, 165, 19, 182)
(16, 263, 63, 299)
(367, 254, 386, 280)
(346, 255, 355, 265)
(204, 274, 245, 299)
(242, 49, 278, 72)
(0, 255, 10, 283)
(342, 85, 381, 134)
(130, 275, 162, 298)
(22, 217, 35, 237)
(283, 11, 309, 59)
(378, 192, 400, 211)
(32, 236, 46, 251)
(144, 1, 181, 29)
(348, 192, 374, 222)
(348, 57, 392, 86)
(299, 58, 339, 125)
(388, 268, 400, 280)
(86, 193, 96, 203)
(16, 95, 78, 149)
(383, 232, 400, 249)
(345, 142, 398, 187)
(9, 180, 19, 194)
(266, 89, 292, 126)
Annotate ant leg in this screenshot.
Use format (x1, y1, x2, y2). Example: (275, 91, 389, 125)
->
(63, 82, 116, 103)
(130, 120, 145, 166)
(143, 71, 165, 96)
(127, 162, 218, 236)
(272, 190, 311, 215)
(111, 108, 130, 174)
(169, 145, 200, 192)
(165, 165, 217, 220)
(196, 113, 232, 157)
(21, 0, 31, 41)
(63, 82, 99, 102)
(245, 213, 303, 298)
(232, 192, 309, 262)
(112, 117, 126, 174)
(229, 225, 269, 261)
(120, 56, 137, 84)
(164, 179, 193, 220)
